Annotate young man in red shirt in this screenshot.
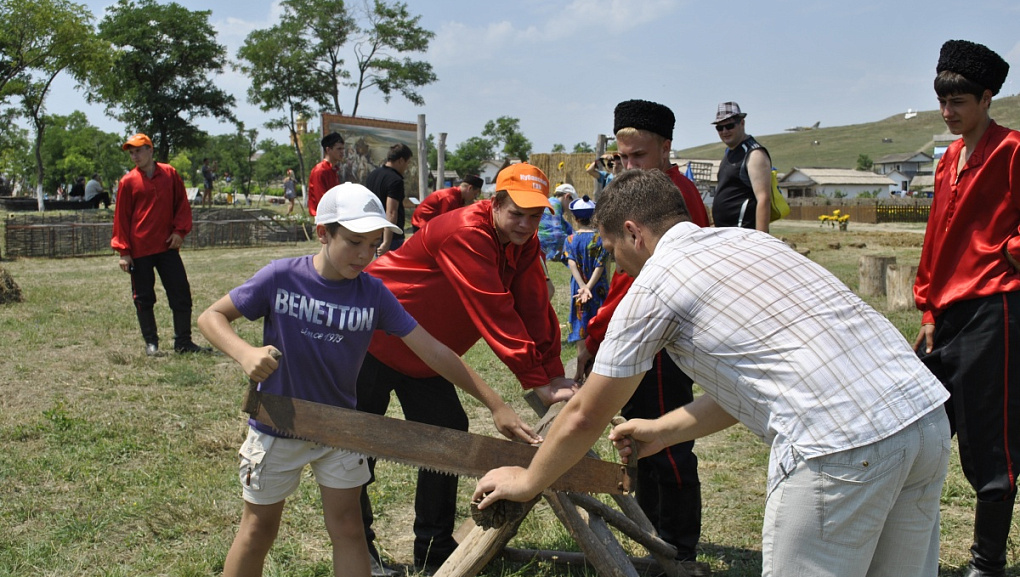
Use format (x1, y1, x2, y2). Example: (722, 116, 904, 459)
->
(576, 99, 710, 573)
(357, 163, 576, 572)
(307, 132, 344, 216)
(410, 174, 483, 232)
(914, 40, 1018, 577)
(112, 133, 210, 356)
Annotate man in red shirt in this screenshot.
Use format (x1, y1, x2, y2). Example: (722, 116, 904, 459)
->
(576, 99, 710, 572)
(914, 39, 1018, 577)
(307, 132, 344, 216)
(410, 174, 483, 232)
(112, 133, 210, 356)
(357, 163, 576, 572)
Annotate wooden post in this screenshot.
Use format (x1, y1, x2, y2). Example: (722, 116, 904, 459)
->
(434, 132, 447, 195)
(858, 255, 896, 297)
(886, 263, 918, 311)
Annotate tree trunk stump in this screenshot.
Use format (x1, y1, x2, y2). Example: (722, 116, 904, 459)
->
(886, 264, 918, 311)
(858, 255, 897, 297)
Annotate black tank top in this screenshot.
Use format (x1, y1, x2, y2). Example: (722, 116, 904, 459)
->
(713, 136, 768, 229)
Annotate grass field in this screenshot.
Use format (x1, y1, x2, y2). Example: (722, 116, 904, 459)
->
(0, 221, 1015, 576)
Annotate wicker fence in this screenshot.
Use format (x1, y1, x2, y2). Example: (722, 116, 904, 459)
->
(2, 209, 309, 259)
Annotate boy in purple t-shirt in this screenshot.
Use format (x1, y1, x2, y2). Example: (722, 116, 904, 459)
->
(198, 183, 539, 577)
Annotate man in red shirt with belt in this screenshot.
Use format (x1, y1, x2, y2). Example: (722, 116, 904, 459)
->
(357, 163, 576, 572)
(576, 99, 710, 573)
(112, 133, 209, 356)
(410, 174, 483, 232)
(914, 39, 1018, 577)
(307, 132, 344, 216)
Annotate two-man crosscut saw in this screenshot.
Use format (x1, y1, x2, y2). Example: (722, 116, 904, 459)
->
(242, 383, 632, 494)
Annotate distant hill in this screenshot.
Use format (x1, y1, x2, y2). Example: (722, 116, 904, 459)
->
(676, 94, 1020, 173)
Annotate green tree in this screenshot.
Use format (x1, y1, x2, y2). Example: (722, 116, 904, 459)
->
(856, 153, 874, 171)
(483, 116, 531, 161)
(279, 0, 355, 115)
(91, 0, 236, 162)
(39, 111, 124, 193)
(446, 136, 494, 177)
(551, 143, 566, 153)
(2, 0, 107, 207)
(237, 19, 323, 194)
(253, 139, 299, 191)
(349, 0, 436, 116)
(265, 0, 436, 117)
(573, 142, 594, 153)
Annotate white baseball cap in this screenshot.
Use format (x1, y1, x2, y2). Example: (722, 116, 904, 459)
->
(315, 183, 402, 234)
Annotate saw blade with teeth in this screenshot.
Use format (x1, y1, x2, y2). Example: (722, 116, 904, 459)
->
(242, 383, 632, 494)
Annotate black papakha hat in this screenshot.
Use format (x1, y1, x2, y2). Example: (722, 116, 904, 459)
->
(937, 39, 1010, 95)
(460, 174, 483, 189)
(614, 99, 675, 141)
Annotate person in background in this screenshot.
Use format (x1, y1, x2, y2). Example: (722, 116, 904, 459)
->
(308, 132, 344, 217)
(111, 133, 210, 356)
(201, 158, 215, 208)
(711, 102, 772, 232)
(563, 195, 610, 357)
(282, 169, 298, 216)
(537, 183, 575, 264)
(84, 173, 111, 209)
(586, 152, 622, 189)
(914, 39, 1019, 577)
(365, 143, 412, 255)
(411, 174, 483, 232)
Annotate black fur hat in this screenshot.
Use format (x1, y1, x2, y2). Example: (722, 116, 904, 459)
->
(613, 100, 675, 140)
(937, 40, 1010, 95)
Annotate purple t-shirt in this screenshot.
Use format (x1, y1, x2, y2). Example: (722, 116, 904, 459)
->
(230, 255, 417, 433)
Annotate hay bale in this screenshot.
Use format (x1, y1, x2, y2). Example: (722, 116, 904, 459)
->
(0, 266, 23, 303)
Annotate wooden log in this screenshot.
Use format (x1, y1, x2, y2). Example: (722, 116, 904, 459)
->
(568, 493, 677, 559)
(545, 491, 638, 577)
(886, 263, 918, 311)
(500, 547, 663, 573)
(858, 255, 897, 296)
(441, 497, 540, 577)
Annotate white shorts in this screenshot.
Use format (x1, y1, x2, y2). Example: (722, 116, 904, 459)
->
(238, 427, 371, 505)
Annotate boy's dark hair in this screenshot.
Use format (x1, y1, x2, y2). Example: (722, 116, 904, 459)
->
(934, 70, 987, 100)
(321, 132, 344, 150)
(574, 216, 592, 227)
(386, 143, 413, 163)
(593, 169, 690, 238)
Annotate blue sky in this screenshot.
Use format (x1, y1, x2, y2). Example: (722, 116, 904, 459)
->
(45, 0, 1020, 152)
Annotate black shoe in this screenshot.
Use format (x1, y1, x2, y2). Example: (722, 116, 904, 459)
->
(174, 341, 212, 354)
(145, 343, 162, 357)
(369, 553, 399, 577)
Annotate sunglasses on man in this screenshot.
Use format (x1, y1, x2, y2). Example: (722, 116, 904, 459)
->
(715, 120, 740, 132)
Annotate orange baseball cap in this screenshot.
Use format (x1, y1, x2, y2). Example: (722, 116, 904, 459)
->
(122, 133, 153, 150)
(495, 163, 551, 209)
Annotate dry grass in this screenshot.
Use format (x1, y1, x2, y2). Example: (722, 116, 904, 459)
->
(0, 222, 1015, 576)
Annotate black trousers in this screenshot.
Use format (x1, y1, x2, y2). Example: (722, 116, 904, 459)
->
(621, 350, 701, 560)
(356, 353, 467, 563)
(919, 291, 1020, 502)
(129, 250, 194, 346)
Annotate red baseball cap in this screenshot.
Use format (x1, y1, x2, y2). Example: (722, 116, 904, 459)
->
(122, 133, 153, 150)
(495, 163, 551, 209)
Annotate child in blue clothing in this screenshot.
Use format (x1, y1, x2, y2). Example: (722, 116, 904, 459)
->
(198, 183, 539, 577)
(563, 196, 611, 352)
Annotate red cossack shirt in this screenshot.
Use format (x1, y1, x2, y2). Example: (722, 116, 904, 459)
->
(307, 159, 339, 217)
(915, 121, 1020, 324)
(411, 186, 464, 230)
(366, 199, 563, 389)
(111, 162, 192, 259)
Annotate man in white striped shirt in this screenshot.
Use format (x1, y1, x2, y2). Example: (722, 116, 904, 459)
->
(475, 169, 951, 576)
